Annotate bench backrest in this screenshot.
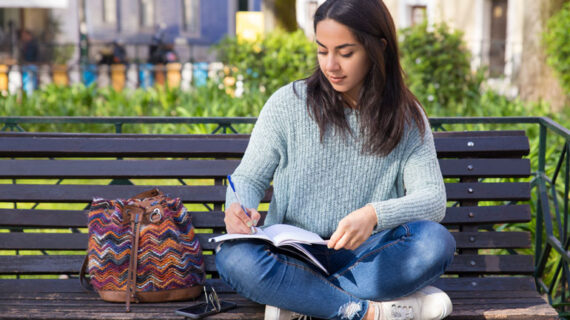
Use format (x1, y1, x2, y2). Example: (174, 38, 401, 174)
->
(0, 131, 531, 289)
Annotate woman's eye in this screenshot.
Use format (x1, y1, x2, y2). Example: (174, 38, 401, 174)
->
(318, 51, 328, 55)
(341, 52, 354, 58)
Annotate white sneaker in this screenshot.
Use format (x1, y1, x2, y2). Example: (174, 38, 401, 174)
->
(369, 286, 452, 320)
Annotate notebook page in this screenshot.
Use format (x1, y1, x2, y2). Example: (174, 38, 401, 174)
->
(263, 224, 328, 246)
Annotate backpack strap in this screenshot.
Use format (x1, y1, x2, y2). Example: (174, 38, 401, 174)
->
(125, 206, 143, 312)
(79, 255, 93, 292)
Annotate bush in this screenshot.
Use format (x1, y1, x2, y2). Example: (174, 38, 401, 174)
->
(214, 29, 317, 98)
(0, 82, 264, 133)
(400, 22, 484, 113)
(543, 1, 570, 95)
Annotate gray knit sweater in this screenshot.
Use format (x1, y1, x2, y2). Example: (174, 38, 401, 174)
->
(226, 81, 446, 238)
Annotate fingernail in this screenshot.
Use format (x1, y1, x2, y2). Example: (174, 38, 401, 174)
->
(246, 221, 252, 227)
(253, 219, 258, 226)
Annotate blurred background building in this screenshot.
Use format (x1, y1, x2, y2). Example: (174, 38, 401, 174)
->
(0, 0, 262, 64)
(0, 0, 565, 110)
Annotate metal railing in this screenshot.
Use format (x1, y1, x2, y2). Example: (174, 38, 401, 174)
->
(0, 116, 257, 134)
(1, 115, 569, 315)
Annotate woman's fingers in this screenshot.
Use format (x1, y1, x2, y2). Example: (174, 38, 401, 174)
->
(329, 229, 364, 250)
(328, 206, 377, 250)
(225, 203, 251, 234)
(224, 203, 261, 234)
(327, 229, 343, 250)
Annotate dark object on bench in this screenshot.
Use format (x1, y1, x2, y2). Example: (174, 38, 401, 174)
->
(0, 131, 558, 319)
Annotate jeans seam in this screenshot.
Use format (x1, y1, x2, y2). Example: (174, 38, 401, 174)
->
(332, 224, 409, 281)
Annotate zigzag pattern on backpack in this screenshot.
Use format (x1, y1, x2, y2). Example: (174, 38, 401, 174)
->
(86, 196, 205, 292)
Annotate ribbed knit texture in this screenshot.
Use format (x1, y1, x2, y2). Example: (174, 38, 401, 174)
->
(226, 81, 446, 238)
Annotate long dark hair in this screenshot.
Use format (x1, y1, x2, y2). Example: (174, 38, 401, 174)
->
(305, 0, 426, 156)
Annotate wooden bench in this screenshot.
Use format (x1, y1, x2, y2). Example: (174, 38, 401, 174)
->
(0, 131, 559, 319)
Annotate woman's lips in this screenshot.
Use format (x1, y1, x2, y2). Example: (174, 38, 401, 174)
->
(329, 75, 346, 84)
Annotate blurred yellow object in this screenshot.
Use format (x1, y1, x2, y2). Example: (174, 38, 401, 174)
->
(155, 64, 166, 86)
(236, 11, 264, 42)
(167, 63, 181, 88)
(0, 65, 8, 92)
(111, 64, 126, 91)
(223, 76, 236, 87)
(52, 65, 68, 86)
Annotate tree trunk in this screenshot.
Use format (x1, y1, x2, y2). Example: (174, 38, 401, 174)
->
(517, 0, 569, 112)
(263, 0, 298, 32)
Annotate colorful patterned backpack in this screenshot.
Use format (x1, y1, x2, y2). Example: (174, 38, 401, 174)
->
(80, 188, 205, 312)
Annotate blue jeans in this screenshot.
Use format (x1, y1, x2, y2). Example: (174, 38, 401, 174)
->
(215, 220, 455, 320)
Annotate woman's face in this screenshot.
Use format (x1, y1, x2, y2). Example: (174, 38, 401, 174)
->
(315, 18, 371, 106)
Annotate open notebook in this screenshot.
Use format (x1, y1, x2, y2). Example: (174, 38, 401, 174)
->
(208, 224, 329, 274)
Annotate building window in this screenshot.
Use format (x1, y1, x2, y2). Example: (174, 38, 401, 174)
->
(140, 0, 155, 28)
(410, 5, 426, 26)
(103, 0, 117, 24)
(182, 0, 200, 34)
(238, 0, 248, 11)
(489, 0, 508, 76)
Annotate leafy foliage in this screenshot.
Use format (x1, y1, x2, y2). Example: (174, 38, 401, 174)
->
(400, 22, 485, 113)
(215, 29, 317, 98)
(543, 1, 570, 94)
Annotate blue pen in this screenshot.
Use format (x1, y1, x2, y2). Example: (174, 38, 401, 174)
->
(227, 175, 256, 234)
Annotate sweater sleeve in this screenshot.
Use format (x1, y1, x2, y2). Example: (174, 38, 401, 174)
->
(369, 117, 447, 232)
(225, 86, 288, 211)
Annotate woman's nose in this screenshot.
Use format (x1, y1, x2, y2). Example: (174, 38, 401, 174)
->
(326, 55, 340, 72)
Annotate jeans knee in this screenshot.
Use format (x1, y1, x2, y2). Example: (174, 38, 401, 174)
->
(410, 221, 456, 269)
(215, 241, 265, 284)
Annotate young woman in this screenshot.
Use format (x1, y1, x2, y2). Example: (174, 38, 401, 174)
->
(215, 0, 456, 319)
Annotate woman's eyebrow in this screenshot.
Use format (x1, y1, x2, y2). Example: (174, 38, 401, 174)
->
(315, 40, 357, 50)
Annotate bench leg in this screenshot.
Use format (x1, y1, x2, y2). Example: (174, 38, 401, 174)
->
(264, 305, 293, 320)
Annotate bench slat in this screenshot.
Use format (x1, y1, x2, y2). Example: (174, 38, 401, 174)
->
(453, 231, 531, 249)
(445, 182, 530, 201)
(0, 231, 531, 251)
(0, 185, 231, 203)
(0, 276, 541, 294)
(0, 134, 250, 158)
(441, 205, 531, 225)
(0, 158, 530, 179)
(0, 132, 530, 158)
(0, 205, 531, 228)
(0, 182, 528, 203)
(446, 254, 534, 274)
(434, 276, 538, 292)
(0, 160, 240, 179)
(0, 209, 228, 228)
(0, 281, 558, 320)
(432, 130, 526, 137)
(434, 135, 529, 158)
(439, 158, 530, 178)
(0, 254, 534, 275)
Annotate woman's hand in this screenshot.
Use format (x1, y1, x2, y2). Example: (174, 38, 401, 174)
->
(328, 205, 377, 250)
(224, 202, 261, 234)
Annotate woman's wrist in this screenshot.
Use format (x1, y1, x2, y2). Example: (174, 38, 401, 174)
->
(365, 204, 378, 227)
